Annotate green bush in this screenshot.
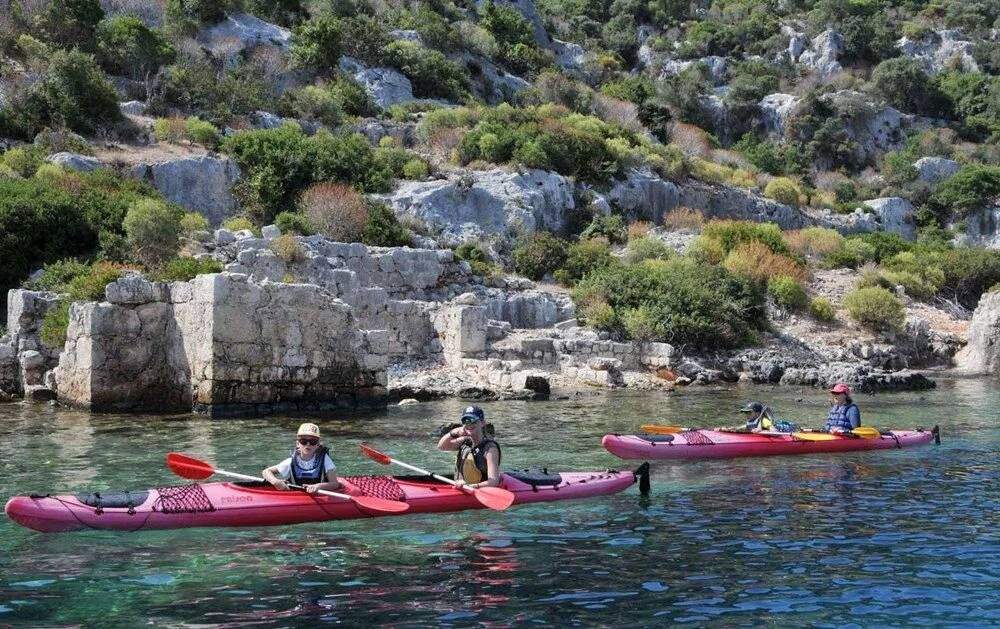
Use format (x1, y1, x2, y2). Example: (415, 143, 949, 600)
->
(279, 85, 343, 127)
(733, 133, 806, 176)
(274, 211, 314, 236)
(123, 198, 183, 269)
(156, 57, 275, 127)
(291, 14, 342, 71)
(843, 286, 906, 332)
(40, 302, 71, 348)
(361, 200, 410, 247)
(402, 159, 429, 180)
(184, 117, 221, 148)
(179, 212, 210, 234)
(330, 75, 380, 118)
(580, 214, 626, 244)
(96, 15, 175, 80)
(512, 232, 569, 280)
(572, 257, 766, 348)
(702, 220, 792, 256)
(156, 256, 223, 282)
(925, 165, 1000, 222)
(823, 238, 878, 268)
(339, 15, 392, 66)
(623, 236, 672, 264)
(600, 76, 655, 105)
(554, 238, 616, 286)
(809, 296, 835, 322)
(222, 216, 257, 234)
(384, 41, 470, 102)
(764, 177, 801, 207)
(30, 0, 104, 50)
(27, 258, 90, 291)
(1, 147, 45, 178)
(850, 232, 912, 263)
(939, 248, 1000, 310)
(164, 0, 230, 33)
(454, 242, 501, 278)
(870, 57, 944, 116)
(767, 275, 808, 310)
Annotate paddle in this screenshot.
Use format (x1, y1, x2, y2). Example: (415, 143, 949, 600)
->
(359, 443, 516, 511)
(165, 452, 410, 514)
(639, 424, 689, 434)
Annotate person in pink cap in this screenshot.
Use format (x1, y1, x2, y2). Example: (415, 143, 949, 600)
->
(822, 383, 861, 433)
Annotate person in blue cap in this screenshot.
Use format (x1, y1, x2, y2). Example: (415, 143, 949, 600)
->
(436, 405, 502, 488)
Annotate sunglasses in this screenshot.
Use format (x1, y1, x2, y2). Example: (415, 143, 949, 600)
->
(297, 437, 319, 446)
(461, 416, 482, 425)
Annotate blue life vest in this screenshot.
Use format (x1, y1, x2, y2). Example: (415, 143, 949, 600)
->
(824, 403, 860, 432)
(289, 446, 330, 485)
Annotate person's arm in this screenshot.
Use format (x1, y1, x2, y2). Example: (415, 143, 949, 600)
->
(463, 445, 501, 489)
(305, 456, 341, 493)
(262, 462, 290, 490)
(437, 428, 468, 451)
(848, 405, 861, 429)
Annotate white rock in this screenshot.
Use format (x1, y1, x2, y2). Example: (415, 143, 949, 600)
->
(46, 152, 101, 172)
(955, 291, 1000, 373)
(798, 29, 844, 79)
(261, 224, 281, 240)
(913, 157, 960, 185)
(339, 57, 415, 108)
(607, 168, 679, 223)
(131, 155, 242, 226)
(234, 229, 255, 240)
(215, 228, 236, 245)
(897, 29, 978, 74)
(862, 197, 916, 240)
(119, 100, 147, 115)
(201, 13, 291, 57)
(759, 93, 800, 137)
(397, 397, 419, 405)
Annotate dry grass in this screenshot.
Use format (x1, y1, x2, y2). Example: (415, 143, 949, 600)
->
(591, 93, 641, 132)
(299, 183, 368, 243)
(812, 170, 852, 192)
(691, 158, 757, 189)
(428, 128, 464, 164)
(153, 117, 187, 143)
(723, 241, 810, 284)
(785, 227, 845, 259)
(671, 122, 714, 157)
(663, 207, 705, 232)
(271, 234, 305, 264)
(628, 221, 652, 240)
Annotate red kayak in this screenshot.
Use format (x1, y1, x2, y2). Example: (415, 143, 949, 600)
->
(5, 465, 649, 533)
(602, 427, 939, 460)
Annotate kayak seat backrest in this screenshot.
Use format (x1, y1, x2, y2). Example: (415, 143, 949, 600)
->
(341, 475, 406, 501)
(75, 490, 149, 509)
(643, 435, 674, 443)
(506, 470, 563, 486)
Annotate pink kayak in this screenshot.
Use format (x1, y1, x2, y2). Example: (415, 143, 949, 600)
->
(5, 465, 649, 533)
(602, 427, 939, 460)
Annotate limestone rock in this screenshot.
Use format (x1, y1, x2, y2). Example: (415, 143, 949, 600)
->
(658, 56, 728, 84)
(105, 272, 171, 305)
(398, 397, 419, 405)
(261, 224, 281, 240)
(955, 291, 1000, 373)
(553, 39, 587, 73)
(131, 155, 242, 226)
(897, 29, 978, 74)
(958, 207, 1000, 249)
(200, 12, 291, 59)
(339, 57, 415, 108)
(798, 29, 844, 79)
(913, 157, 960, 185)
(120, 100, 147, 115)
(46, 152, 101, 172)
(378, 169, 575, 246)
(819, 90, 910, 162)
(459, 52, 530, 105)
(862, 197, 916, 240)
(607, 169, 679, 223)
(759, 93, 800, 137)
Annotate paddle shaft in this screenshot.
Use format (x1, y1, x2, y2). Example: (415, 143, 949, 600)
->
(377, 455, 477, 493)
(212, 466, 356, 501)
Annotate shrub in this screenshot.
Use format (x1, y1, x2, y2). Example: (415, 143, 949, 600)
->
(21, 48, 122, 136)
(702, 220, 792, 256)
(623, 236, 672, 264)
(925, 165, 1000, 222)
(628, 221, 652, 240)
(512, 232, 569, 280)
(843, 287, 905, 332)
(687, 234, 726, 264)
(40, 302, 71, 348)
(600, 75, 655, 105)
(402, 159, 429, 180)
(572, 257, 766, 348)
(850, 232, 912, 263)
(384, 41, 470, 102)
(768, 275, 808, 310)
(554, 238, 615, 285)
(164, 0, 229, 33)
(361, 200, 410, 247)
(870, 57, 943, 116)
(810, 296, 836, 322)
(279, 85, 343, 127)
(184, 117, 221, 148)
(1, 147, 44, 178)
(454, 242, 501, 278)
(156, 256, 222, 282)
(28, 258, 90, 291)
(764, 177, 801, 206)
(723, 241, 809, 284)
(786, 227, 844, 259)
(299, 183, 367, 242)
(123, 198, 183, 269)
(222, 216, 257, 234)
(179, 212, 209, 234)
(291, 14, 342, 72)
(823, 238, 878, 268)
(153, 117, 187, 143)
(524, 71, 593, 112)
(96, 15, 175, 80)
(330, 75, 379, 118)
(271, 234, 305, 263)
(939, 248, 1000, 310)
(622, 305, 659, 341)
(663, 207, 704, 232)
(580, 214, 626, 244)
(274, 211, 314, 236)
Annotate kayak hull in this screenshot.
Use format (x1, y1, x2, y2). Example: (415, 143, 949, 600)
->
(5, 467, 647, 533)
(602, 427, 939, 460)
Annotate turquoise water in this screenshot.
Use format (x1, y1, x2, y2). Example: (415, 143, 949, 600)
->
(1, 379, 997, 626)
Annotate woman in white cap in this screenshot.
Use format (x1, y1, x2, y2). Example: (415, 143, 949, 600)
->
(262, 423, 340, 493)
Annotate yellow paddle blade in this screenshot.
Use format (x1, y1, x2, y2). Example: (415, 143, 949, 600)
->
(791, 432, 839, 441)
(639, 424, 687, 434)
(851, 426, 881, 439)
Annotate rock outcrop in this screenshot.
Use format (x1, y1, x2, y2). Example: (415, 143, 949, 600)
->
(796, 29, 844, 79)
(46, 152, 101, 172)
(897, 29, 978, 74)
(914, 157, 960, 185)
(200, 12, 291, 60)
(131, 155, 242, 225)
(862, 197, 917, 240)
(339, 57, 416, 108)
(955, 291, 1000, 373)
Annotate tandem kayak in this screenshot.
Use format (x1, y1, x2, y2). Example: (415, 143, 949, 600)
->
(602, 427, 939, 460)
(5, 465, 649, 533)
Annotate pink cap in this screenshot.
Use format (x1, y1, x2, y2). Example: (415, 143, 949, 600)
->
(829, 383, 850, 394)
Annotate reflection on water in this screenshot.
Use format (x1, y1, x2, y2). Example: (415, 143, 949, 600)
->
(0, 378, 998, 626)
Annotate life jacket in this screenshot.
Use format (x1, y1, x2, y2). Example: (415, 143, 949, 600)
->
(455, 439, 501, 483)
(824, 403, 860, 432)
(289, 445, 331, 485)
(746, 412, 774, 432)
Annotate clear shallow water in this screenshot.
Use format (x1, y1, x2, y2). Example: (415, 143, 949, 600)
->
(1, 379, 997, 627)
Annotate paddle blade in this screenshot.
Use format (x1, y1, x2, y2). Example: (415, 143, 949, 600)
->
(639, 424, 685, 434)
(852, 426, 881, 439)
(166, 452, 215, 480)
(359, 442, 391, 465)
(474, 486, 516, 511)
(353, 495, 410, 514)
(790, 432, 838, 441)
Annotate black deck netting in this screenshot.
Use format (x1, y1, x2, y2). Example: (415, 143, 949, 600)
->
(153, 484, 216, 513)
(681, 430, 715, 445)
(342, 476, 406, 502)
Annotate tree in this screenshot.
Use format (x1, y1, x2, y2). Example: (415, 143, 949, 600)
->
(96, 16, 176, 80)
(291, 14, 343, 72)
(123, 199, 183, 269)
(870, 57, 943, 116)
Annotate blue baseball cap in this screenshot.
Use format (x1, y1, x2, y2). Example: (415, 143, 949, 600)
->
(461, 405, 485, 423)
